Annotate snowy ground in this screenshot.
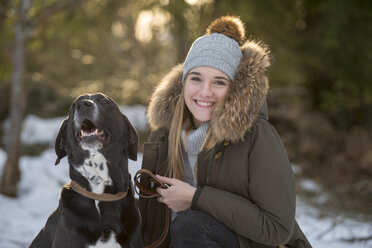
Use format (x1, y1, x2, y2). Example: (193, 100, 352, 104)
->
(0, 105, 371, 248)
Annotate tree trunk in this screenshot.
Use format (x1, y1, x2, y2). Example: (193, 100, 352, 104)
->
(0, 0, 92, 197)
(168, 1, 190, 63)
(0, 11, 26, 197)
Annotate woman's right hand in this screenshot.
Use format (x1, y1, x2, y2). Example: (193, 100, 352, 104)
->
(156, 175, 196, 212)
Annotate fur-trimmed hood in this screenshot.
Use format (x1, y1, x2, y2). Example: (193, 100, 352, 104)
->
(147, 40, 271, 147)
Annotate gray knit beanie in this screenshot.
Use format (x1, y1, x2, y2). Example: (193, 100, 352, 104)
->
(182, 33, 242, 83)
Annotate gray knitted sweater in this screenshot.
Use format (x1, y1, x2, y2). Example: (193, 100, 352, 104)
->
(171, 122, 208, 220)
(181, 122, 209, 187)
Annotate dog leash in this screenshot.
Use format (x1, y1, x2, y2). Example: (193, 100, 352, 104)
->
(69, 180, 128, 201)
(134, 169, 170, 248)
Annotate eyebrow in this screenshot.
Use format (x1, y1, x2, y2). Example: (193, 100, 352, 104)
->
(215, 76, 229, 81)
(189, 72, 229, 81)
(189, 72, 201, 76)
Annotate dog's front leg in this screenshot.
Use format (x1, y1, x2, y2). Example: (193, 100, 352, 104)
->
(128, 223, 144, 248)
(29, 207, 60, 248)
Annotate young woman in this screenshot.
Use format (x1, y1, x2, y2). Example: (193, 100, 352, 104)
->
(138, 16, 312, 248)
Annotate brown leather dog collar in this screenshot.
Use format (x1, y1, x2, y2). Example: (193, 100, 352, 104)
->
(69, 180, 128, 201)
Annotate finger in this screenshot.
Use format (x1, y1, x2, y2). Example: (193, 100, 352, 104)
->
(156, 175, 176, 185)
(156, 187, 166, 195)
(156, 187, 162, 194)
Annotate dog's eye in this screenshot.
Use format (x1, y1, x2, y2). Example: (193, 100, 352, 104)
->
(101, 99, 109, 104)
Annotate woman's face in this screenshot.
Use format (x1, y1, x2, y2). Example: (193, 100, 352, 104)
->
(184, 66, 230, 128)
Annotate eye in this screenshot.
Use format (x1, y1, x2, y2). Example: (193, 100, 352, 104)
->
(190, 76, 201, 82)
(100, 98, 109, 104)
(214, 80, 227, 86)
(213, 79, 230, 88)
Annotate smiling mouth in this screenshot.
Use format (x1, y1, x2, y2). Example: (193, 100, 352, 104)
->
(194, 100, 214, 107)
(77, 119, 107, 144)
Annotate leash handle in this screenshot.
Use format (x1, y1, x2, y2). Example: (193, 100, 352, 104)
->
(134, 169, 170, 248)
(134, 169, 169, 199)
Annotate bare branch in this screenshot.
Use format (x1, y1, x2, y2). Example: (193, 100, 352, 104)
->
(30, 0, 91, 28)
(341, 235, 372, 243)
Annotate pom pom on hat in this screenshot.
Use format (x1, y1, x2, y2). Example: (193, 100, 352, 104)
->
(206, 16, 246, 45)
(182, 16, 245, 83)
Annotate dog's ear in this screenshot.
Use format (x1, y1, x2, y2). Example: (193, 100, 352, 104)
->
(122, 115, 138, 161)
(55, 118, 68, 165)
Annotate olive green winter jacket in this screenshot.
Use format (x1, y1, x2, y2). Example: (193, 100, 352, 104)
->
(138, 40, 312, 248)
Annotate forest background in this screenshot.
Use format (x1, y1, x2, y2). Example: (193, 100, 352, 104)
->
(0, 0, 371, 221)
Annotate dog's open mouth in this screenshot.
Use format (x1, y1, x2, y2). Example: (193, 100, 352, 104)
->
(77, 119, 107, 145)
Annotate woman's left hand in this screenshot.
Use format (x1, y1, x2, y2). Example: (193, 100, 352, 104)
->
(155, 175, 196, 212)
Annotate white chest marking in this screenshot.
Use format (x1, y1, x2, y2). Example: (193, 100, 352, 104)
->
(87, 232, 120, 248)
(75, 150, 112, 213)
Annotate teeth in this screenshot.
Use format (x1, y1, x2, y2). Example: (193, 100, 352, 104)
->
(79, 128, 105, 139)
(196, 101, 213, 106)
(80, 129, 98, 137)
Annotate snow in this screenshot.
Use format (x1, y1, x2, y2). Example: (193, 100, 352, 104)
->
(299, 179, 322, 193)
(0, 106, 371, 248)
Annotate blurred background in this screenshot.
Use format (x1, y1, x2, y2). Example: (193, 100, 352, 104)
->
(0, 0, 371, 246)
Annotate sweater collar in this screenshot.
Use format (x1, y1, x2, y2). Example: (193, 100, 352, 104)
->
(181, 122, 209, 155)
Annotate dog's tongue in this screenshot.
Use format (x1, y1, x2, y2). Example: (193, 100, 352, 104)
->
(78, 129, 106, 150)
(81, 134, 100, 143)
(77, 119, 107, 150)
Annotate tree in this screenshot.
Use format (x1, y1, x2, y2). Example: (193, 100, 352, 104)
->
(0, 0, 91, 197)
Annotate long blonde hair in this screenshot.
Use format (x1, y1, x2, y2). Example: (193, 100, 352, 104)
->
(167, 86, 193, 180)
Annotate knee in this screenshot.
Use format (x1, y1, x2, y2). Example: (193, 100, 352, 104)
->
(170, 210, 204, 236)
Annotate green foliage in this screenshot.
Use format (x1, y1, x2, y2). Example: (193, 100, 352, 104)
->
(0, 0, 370, 129)
(208, 0, 372, 130)
(1, 0, 371, 128)
(297, 0, 372, 129)
(0, 1, 14, 121)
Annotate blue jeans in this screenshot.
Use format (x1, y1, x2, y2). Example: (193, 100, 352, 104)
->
(170, 210, 239, 248)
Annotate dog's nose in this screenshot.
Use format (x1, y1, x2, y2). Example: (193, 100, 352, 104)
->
(79, 99, 94, 109)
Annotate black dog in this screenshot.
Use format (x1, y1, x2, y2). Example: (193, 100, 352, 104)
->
(30, 93, 143, 248)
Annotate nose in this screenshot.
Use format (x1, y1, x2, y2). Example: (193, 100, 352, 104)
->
(199, 82, 213, 97)
(78, 99, 94, 109)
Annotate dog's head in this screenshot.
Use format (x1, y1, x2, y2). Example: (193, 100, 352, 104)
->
(55, 93, 138, 190)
